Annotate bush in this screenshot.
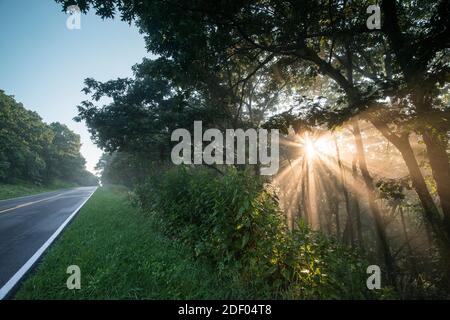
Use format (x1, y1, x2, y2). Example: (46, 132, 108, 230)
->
(134, 166, 377, 299)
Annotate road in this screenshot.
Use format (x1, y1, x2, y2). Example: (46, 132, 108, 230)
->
(0, 186, 97, 299)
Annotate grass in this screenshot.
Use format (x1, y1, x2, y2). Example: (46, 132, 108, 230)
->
(0, 181, 75, 201)
(15, 187, 250, 299)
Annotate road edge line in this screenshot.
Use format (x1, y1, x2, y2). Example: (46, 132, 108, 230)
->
(0, 187, 98, 300)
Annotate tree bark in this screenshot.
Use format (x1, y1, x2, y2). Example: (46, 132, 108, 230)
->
(370, 118, 450, 287)
(381, 0, 450, 244)
(352, 118, 396, 285)
(422, 130, 450, 235)
(370, 120, 443, 231)
(370, 119, 450, 258)
(334, 135, 355, 247)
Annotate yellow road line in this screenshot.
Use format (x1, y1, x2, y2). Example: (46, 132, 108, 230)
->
(0, 193, 65, 214)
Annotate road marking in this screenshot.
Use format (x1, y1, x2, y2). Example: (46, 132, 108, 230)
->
(0, 187, 97, 300)
(0, 193, 66, 215)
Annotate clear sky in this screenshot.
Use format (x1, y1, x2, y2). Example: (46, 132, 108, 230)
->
(0, 0, 148, 173)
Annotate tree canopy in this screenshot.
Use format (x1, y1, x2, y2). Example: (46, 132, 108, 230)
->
(0, 90, 98, 186)
(55, 0, 450, 295)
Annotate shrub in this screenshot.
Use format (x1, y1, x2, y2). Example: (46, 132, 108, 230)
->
(134, 166, 376, 299)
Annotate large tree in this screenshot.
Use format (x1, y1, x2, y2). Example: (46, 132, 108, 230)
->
(56, 0, 449, 285)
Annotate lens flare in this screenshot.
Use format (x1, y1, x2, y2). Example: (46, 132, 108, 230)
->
(314, 138, 334, 155)
(305, 138, 316, 157)
(301, 135, 334, 159)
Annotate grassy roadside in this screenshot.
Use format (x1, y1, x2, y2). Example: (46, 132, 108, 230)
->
(0, 182, 75, 201)
(15, 187, 249, 299)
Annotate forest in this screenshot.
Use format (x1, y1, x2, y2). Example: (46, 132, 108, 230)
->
(55, 0, 449, 299)
(0, 90, 98, 187)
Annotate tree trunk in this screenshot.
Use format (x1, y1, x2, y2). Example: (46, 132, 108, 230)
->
(353, 194, 364, 251)
(334, 135, 354, 247)
(351, 151, 365, 250)
(352, 118, 396, 285)
(300, 156, 309, 226)
(370, 118, 450, 287)
(370, 120, 450, 245)
(399, 206, 421, 287)
(422, 130, 450, 235)
(382, 0, 450, 233)
(411, 83, 450, 231)
(399, 207, 414, 259)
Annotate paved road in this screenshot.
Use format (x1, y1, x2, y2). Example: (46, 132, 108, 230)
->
(0, 186, 97, 298)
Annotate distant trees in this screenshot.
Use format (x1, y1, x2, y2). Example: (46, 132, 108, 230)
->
(0, 90, 98, 186)
(95, 152, 151, 187)
(0, 90, 53, 183)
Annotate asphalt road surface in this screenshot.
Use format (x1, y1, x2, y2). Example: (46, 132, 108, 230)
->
(0, 186, 97, 298)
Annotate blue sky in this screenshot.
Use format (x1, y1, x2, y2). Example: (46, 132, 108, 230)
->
(0, 0, 148, 173)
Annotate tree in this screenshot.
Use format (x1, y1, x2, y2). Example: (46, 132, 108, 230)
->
(0, 90, 98, 187)
(55, 0, 448, 218)
(0, 90, 53, 184)
(95, 152, 149, 187)
(45, 122, 86, 183)
(55, 0, 449, 288)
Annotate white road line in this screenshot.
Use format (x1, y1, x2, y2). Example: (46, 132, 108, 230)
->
(0, 187, 98, 300)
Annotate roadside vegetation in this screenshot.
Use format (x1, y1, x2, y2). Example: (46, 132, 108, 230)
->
(16, 183, 384, 299)
(15, 187, 252, 299)
(0, 90, 98, 192)
(135, 167, 383, 299)
(0, 181, 77, 201)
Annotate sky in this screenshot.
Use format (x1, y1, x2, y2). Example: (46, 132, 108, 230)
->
(0, 0, 148, 173)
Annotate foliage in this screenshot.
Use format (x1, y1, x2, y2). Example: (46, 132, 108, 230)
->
(134, 167, 377, 298)
(15, 187, 252, 299)
(0, 181, 75, 201)
(95, 152, 156, 187)
(13, 183, 386, 299)
(53, 0, 450, 296)
(0, 90, 53, 184)
(0, 90, 98, 187)
(75, 52, 284, 163)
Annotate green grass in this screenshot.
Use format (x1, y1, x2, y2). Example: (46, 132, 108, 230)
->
(0, 181, 75, 201)
(15, 187, 250, 299)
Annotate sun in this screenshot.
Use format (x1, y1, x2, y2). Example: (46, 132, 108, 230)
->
(305, 138, 316, 156)
(300, 134, 335, 159)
